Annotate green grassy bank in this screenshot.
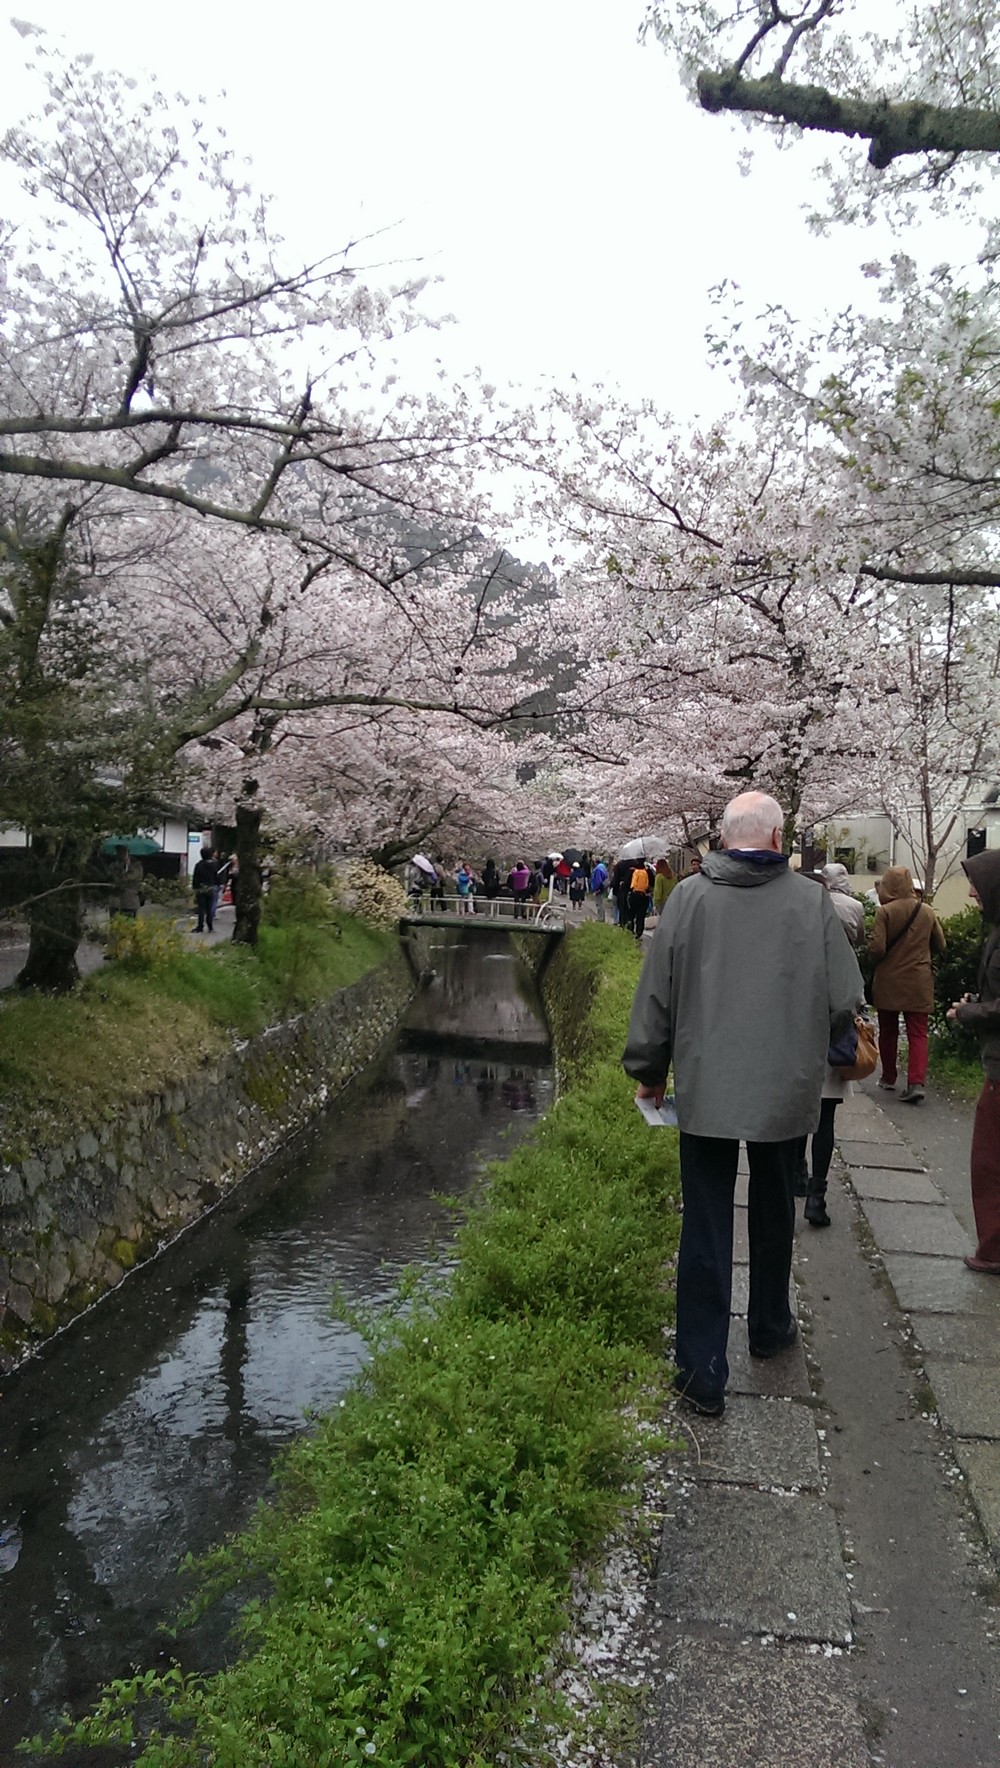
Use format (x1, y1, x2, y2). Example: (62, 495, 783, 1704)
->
(0, 909, 397, 1162)
(26, 925, 681, 1767)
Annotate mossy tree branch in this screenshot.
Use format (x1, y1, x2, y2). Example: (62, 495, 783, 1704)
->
(697, 70, 1000, 168)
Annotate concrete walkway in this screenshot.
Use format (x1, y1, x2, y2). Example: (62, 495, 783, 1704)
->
(0, 906, 235, 992)
(644, 1086, 1000, 1768)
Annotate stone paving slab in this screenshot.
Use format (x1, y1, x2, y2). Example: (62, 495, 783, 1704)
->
(838, 1093, 883, 1111)
(836, 1112, 910, 1144)
(882, 1253, 1000, 1316)
(731, 1267, 799, 1319)
(909, 1313, 1000, 1363)
(642, 1631, 870, 1768)
(858, 1199, 971, 1257)
(840, 1140, 926, 1170)
(657, 1484, 853, 1643)
(952, 1441, 1000, 1561)
(849, 1168, 944, 1204)
(924, 1360, 1000, 1440)
(733, 1210, 749, 1263)
(727, 1333, 813, 1399)
(685, 1395, 820, 1491)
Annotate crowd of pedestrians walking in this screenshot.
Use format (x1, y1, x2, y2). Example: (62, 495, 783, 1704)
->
(620, 786, 1000, 1423)
(406, 849, 700, 936)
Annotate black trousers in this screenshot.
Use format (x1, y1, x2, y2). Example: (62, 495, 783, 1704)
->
(675, 1132, 797, 1405)
(792, 1097, 839, 1198)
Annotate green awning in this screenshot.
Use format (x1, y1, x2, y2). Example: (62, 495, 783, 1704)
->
(100, 835, 163, 856)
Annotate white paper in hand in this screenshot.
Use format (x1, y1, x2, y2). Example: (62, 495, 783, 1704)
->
(635, 1095, 678, 1128)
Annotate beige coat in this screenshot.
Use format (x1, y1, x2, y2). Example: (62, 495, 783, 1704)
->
(867, 866, 945, 1014)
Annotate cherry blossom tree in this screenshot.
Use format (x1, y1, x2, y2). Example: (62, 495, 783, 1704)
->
(871, 596, 1000, 897)
(527, 388, 881, 845)
(0, 31, 563, 978)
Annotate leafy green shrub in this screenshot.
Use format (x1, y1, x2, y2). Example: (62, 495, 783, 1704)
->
(106, 913, 185, 969)
(933, 905, 983, 1021)
(263, 869, 339, 929)
(136, 874, 189, 910)
(932, 903, 984, 1064)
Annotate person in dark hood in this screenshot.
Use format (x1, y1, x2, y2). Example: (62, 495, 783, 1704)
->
(623, 790, 861, 1418)
(949, 850, 1000, 1274)
(611, 855, 634, 929)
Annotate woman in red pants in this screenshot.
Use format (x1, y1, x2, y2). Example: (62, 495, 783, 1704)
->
(949, 851, 1000, 1274)
(868, 866, 946, 1103)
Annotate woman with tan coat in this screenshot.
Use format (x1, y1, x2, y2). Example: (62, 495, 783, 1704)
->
(868, 866, 946, 1102)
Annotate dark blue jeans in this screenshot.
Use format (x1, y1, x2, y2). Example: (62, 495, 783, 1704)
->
(675, 1132, 797, 1405)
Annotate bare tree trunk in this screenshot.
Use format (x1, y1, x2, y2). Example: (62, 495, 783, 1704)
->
(232, 803, 262, 946)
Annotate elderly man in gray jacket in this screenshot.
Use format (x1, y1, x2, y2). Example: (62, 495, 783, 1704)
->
(623, 790, 863, 1417)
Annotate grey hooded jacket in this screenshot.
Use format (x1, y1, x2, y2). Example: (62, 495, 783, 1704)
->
(820, 863, 866, 949)
(623, 851, 863, 1142)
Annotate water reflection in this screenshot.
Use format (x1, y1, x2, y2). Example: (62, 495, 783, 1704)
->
(403, 927, 550, 1047)
(0, 937, 552, 1757)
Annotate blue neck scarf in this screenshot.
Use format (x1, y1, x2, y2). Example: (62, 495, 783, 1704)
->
(727, 849, 788, 867)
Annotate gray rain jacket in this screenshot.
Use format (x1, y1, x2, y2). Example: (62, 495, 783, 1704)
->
(623, 851, 863, 1142)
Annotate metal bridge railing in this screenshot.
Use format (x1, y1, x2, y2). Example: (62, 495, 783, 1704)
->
(405, 893, 567, 928)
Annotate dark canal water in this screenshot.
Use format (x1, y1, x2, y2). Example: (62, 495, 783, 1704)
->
(0, 930, 552, 1759)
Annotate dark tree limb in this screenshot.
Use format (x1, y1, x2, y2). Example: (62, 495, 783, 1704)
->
(860, 563, 1000, 589)
(696, 70, 1000, 167)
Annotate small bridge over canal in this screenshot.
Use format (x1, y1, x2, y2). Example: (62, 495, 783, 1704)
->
(399, 895, 568, 936)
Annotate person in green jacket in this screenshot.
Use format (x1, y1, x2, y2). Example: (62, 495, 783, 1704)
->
(652, 857, 674, 915)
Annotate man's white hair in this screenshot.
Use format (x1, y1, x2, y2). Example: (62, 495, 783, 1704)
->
(720, 791, 784, 851)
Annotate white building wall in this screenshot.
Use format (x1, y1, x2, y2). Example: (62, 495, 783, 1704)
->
(818, 806, 999, 918)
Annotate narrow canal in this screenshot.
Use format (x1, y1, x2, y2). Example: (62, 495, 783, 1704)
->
(0, 929, 553, 1758)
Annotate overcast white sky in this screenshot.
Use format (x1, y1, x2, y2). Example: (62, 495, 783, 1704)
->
(4, 2, 974, 422)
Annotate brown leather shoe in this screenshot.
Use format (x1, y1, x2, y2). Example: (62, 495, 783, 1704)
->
(964, 1255, 1000, 1275)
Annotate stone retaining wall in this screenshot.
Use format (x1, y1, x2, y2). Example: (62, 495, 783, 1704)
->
(0, 950, 414, 1368)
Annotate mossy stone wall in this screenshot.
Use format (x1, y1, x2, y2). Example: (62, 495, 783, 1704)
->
(0, 950, 414, 1368)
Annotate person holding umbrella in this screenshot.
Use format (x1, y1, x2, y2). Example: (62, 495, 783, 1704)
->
(409, 853, 437, 910)
(627, 856, 653, 940)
